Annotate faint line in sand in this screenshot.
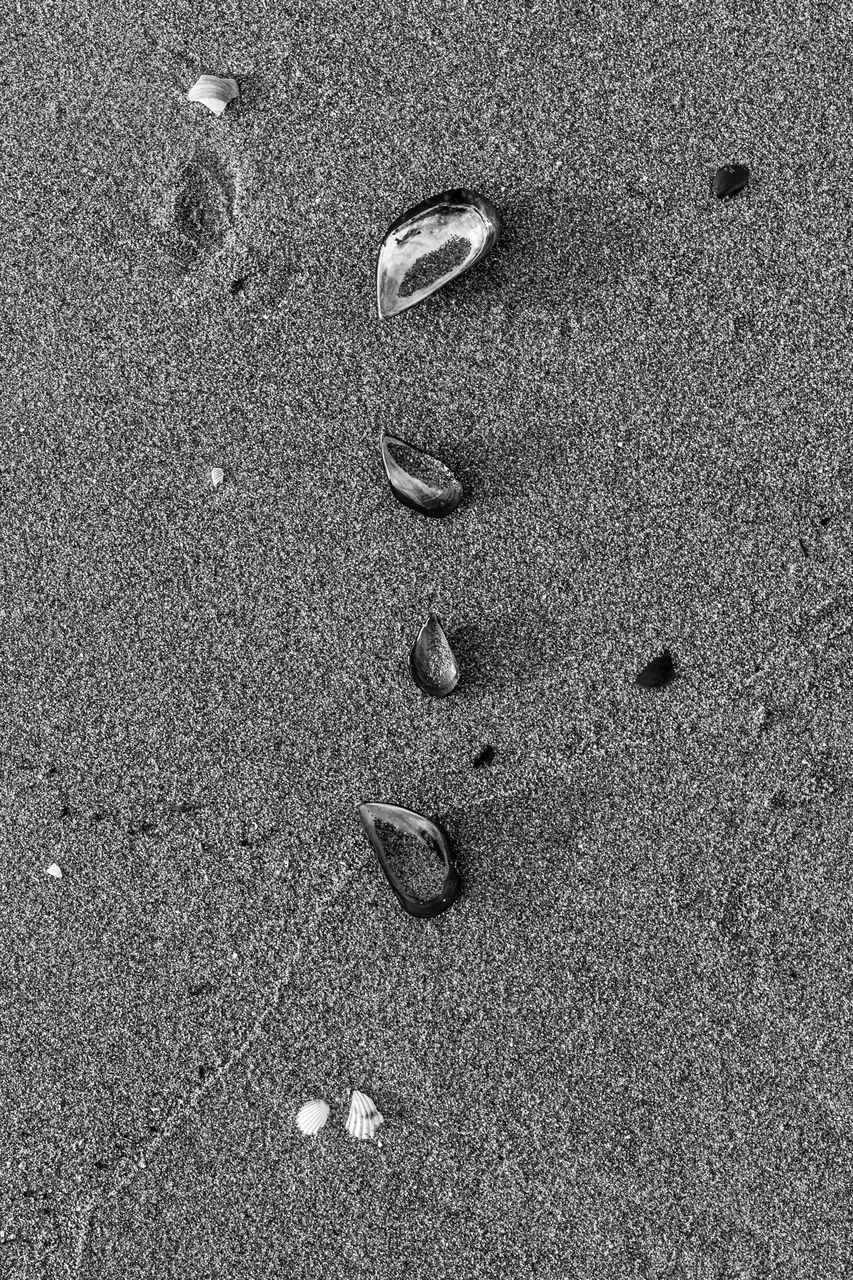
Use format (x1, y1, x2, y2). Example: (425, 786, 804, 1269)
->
(71, 861, 358, 1278)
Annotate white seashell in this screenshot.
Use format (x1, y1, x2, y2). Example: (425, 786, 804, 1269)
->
(187, 75, 239, 118)
(46, 863, 62, 879)
(210, 467, 225, 488)
(296, 1098, 330, 1137)
(345, 1090, 384, 1141)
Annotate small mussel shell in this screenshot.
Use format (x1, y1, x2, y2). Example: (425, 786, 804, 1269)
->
(409, 615, 460, 698)
(376, 188, 501, 319)
(380, 433, 462, 519)
(357, 802, 461, 918)
(636, 648, 676, 688)
(711, 164, 750, 198)
(187, 75, 239, 117)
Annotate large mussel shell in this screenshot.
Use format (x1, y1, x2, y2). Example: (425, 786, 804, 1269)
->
(380, 432, 463, 518)
(409, 614, 460, 697)
(376, 188, 501, 319)
(357, 802, 461, 918)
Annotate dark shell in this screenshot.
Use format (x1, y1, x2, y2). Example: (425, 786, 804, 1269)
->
(380, 432, 463, 518)
(409, 615, 460, 697)
(636, 648, 676, 688)
(376, 188, 501, 319)
(357, 802, 461, 918)
(711, 164, 750, 199)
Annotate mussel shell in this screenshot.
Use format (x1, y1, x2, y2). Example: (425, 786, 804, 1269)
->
(380, 433, 462, 519)
(711, 164, 750, 198)
(357, 802, 461, 919)
(376, 188, 501, 319)
(409, 615, 460, 697)
(636, 648, 675, 688)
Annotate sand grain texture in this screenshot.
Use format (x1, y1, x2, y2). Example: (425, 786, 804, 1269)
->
(2, 1, 853, 1277)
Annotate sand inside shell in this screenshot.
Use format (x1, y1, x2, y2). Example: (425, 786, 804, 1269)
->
(375, 820, 447, 901)
(386, 440, 457, 494)
(398, 235, 472, 297)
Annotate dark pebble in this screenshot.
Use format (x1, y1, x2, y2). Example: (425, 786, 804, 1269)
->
(472, 745, 495, 768)
(636, 649, 676, 688)
(712, 164, 750, 198)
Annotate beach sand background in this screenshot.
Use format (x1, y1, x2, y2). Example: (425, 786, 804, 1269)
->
(3, 1, 853, 1276)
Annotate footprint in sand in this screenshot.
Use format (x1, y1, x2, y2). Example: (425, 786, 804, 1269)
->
(161, 147, 237, 271)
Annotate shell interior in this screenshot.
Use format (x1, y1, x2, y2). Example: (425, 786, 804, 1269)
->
(381, 434, 462, 518)
(377, 191, 500, 318)
(357, 802, 461, 919)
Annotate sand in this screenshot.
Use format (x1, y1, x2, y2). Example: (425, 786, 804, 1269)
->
(2, 1, 853, 1277)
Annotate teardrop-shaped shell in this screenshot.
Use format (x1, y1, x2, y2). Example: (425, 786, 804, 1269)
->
(380, 433, 462, 519)
(376, 189, 501, 319)
(210, 467, 225, 488)
(409, 615, 460, 698)
(296, 1098, 330, 1136)
(187, 75, 239, 117)
(357, 802, 461, 919)
(345, 1091, 384, 1140)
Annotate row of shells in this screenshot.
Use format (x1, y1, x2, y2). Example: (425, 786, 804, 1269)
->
(296, 1091, 384, 1141)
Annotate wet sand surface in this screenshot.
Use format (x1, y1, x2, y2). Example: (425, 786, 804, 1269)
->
(2, 2, 853, 1276)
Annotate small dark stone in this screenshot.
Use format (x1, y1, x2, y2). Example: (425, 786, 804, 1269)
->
(94, 1159, 110, 1170)
(227, 277, 245, 295)
(636, 649, 675, 688)
(711, 164, 750, 199)
(473, 744, 495, 768)
(820, 514, 833, 525)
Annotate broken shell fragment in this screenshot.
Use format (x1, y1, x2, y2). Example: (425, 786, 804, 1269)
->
(357, 802, 461, 918)
(636, 648, 676, 688)
(711, 164, 750, 199)
(345, 1091, 384, 1141)
(409, 615, 460, 698)
(380, 433, 462, 518)
(296, 1098, 330, 1136)
(46, 863, 62, 879)
(187, 75, 239, 117)
(376, 188, 501, 319)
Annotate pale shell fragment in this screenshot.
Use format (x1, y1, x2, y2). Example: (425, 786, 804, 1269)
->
(345, 1090, 384, 1141)
(210, 467, 225, 488)
(187, 75, 239, 117)
(46, 863, 62, 879)
(296, 1098, 330, 1136)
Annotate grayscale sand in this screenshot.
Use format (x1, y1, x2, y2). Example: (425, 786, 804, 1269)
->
(2, 2, 853, 1277)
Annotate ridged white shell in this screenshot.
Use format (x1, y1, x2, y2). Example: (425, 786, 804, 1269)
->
(210, 467, 224, 488)
(345, 1090, 384, 1141)
(187, 75, 239, 117)
(296, 1098, 330, 1137)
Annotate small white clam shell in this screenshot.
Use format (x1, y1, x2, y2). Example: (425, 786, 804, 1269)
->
(210, 467, 225, 488)
(46, 863, 62, 879)
(296, 1098, 330, 1137)
(187, 75, 239, 117)
(345, 1090, 384, 1140)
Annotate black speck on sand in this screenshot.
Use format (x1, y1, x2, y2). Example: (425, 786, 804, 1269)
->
(3, 3, 853, 1278)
